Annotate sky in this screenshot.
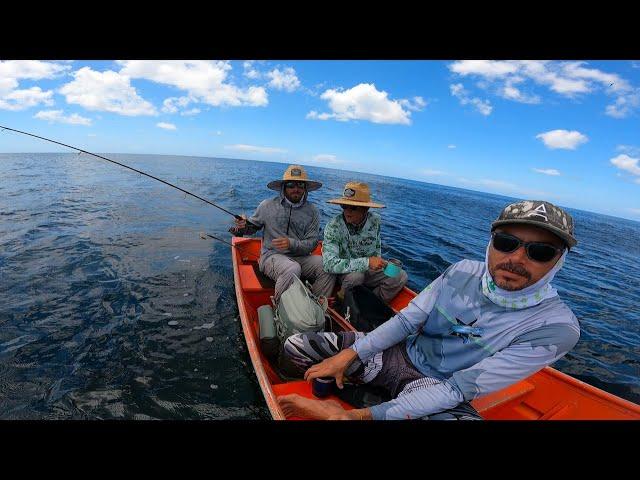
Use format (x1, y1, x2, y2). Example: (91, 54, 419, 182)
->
(1, 59, 639, 221)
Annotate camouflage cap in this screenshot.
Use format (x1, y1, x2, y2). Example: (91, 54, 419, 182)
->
(491, 200, 577, 248)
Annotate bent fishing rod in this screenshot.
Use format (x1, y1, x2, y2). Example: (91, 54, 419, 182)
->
(0, 124, 255, 225)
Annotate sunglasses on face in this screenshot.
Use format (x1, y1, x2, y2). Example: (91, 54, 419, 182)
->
(491, 231, 564, 263)
(284, 181, 306, 189)
(341, 204, 365, 212)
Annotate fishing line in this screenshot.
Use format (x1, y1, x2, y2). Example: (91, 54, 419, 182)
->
(199, 232, 261, 260)
(0, 124, 254, 225)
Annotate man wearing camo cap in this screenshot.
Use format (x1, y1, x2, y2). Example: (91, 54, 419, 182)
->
(277, 200, 581, 420)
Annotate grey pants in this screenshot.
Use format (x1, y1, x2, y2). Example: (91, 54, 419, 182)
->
(340, 268, 408, 303)
(260, 253, 337, 302)
(283, 331, 482, 420)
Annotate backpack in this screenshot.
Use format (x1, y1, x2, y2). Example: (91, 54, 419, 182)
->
(274, 275, 327, 346)
(339, 285, 396, 332)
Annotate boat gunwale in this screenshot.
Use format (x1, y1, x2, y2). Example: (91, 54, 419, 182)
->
(231, 237, 286, 420)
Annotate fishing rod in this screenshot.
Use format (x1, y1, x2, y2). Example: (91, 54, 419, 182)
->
(0, 124, 255, 225)
(199, 232, 260, 260)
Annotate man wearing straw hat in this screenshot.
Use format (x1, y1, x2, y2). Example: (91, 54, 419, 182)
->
(323, 182, 408, 304)
(231, 165, 336, 303)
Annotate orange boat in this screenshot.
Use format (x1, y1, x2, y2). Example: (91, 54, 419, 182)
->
(231, 237, 640, 420)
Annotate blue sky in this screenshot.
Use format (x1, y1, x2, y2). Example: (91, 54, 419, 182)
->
(1, 60, 639, 221)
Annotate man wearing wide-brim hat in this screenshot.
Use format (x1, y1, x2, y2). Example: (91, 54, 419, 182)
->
(231, 165, 336, 302)
(322, 181, 408, 304)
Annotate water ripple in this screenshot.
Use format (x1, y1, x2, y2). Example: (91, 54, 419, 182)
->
(1, 153, 638, 417)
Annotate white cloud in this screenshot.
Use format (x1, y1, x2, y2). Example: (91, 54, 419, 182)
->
(0, 60, 70, 93)
(59, 67, 157, 116)
(536, 129, 588, 150)
(449, 60, 638, 117)
(448, 144, 457, 149)
(308, 83, 415, 125)
(306, 110, 332, 120)
(34, 109, 92, 126)
(88, 133, 97, 137)
(243, 61, 262, 79)
(501, 77, 541, 104)
(533, 168, 561, 176)
(399, 96, 427, 111)
(0, 61, 66, 111)
(214, 130, 222, 136)
(162, 96, 193, 114)
(157, 122, 176, 130)
(224, 144, 287, 154)
(629, 208, 640, 214)
(610, 154, 640, 177)
(0, 87, 54, 111)
(117, 60, 268, 107)
(450, 60, 520, 78)
(605, 91, 640, 118)
(616, 144, 640, 156)
(266, 67, 301, 92)
(312, 154, 341, 164)
(162, 96, 201, 116)
(450, 83, 492, 115)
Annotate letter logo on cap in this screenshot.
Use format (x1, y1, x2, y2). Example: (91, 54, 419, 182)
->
(525, 203, 548, 222)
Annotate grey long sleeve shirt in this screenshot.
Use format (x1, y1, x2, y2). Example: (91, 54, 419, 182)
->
(242, 194, 321, 260)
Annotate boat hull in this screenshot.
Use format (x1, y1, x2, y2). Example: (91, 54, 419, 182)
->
(231, 237, 640, 420)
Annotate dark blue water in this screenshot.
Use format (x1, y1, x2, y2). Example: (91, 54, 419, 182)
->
(1, 153, 639, 419)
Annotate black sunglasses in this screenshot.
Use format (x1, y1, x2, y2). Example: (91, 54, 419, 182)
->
(341, 204, 365, 211)
(491, 231, 564, 263)
(284, 181, 306, 189)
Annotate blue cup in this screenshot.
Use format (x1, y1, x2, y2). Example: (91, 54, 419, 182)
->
(312, 377, 335, 398)
(383, 258, 402, 277)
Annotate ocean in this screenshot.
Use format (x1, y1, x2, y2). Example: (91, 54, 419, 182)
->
(1, 152, 638, 419)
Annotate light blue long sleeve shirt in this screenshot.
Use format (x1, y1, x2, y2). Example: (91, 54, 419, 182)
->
(351, 259, 580, 420)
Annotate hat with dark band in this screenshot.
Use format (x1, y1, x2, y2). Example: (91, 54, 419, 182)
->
(267, 164, 322, 191)
(327, 182, 385, 209)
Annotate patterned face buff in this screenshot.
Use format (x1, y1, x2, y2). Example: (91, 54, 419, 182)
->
(481, 243, 567, 309)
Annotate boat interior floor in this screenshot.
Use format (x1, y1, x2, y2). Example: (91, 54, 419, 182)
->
(250, 263, 276, 289)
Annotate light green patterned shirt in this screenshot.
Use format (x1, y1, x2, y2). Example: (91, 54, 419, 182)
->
(322, 212, 382, 274)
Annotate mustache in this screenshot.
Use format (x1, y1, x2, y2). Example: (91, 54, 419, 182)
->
(495, 261, 531, 280)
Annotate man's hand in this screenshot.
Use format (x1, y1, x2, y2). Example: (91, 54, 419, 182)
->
(272, 237, 290, 251)
(234, 214, 247, 229)
(304, 348, 358, 389)
(368, 256, 387, 271)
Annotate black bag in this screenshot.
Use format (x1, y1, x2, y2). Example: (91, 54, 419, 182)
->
(339, 285, 396, 333)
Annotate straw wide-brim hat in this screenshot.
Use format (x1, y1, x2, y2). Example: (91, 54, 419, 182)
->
(327, 182, 385, 208)
(267, 164, 322, 192)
